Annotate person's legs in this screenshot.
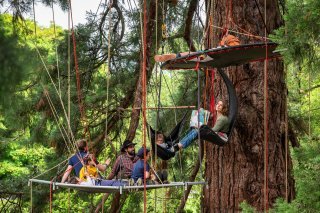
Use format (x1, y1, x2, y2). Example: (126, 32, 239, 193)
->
(154, 52, 196, 62)
(179, 128, 198, 149)
(98, 180, 127, 186)
(154, 53, 177, 62)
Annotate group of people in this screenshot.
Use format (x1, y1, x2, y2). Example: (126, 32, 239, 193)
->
(61, 139, 166, 187)
(155, 100, 230, 153)
(61, 31, 238, 188)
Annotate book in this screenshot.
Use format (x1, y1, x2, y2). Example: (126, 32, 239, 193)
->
(189, 108, 211, 128)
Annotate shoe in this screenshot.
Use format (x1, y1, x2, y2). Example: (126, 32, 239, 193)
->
(135, 178, 143, 191)
(128, 178, 134, 192)
(173, 144, 180, 152)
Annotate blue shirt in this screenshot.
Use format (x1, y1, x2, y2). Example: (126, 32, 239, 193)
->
(131, 159, 150, 182)
(68, 151, 87, 177)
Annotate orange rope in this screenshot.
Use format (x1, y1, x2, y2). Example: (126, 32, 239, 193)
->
(68, 0, 92, 146)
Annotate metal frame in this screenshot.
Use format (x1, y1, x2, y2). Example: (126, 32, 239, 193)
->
(29, 179, 207, 194)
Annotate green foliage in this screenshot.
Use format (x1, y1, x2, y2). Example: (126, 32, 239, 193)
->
(240, 201, 256, 213)
(0, 15, 34, 106)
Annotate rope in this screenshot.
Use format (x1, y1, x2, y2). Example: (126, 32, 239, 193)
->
(141, 0, 148, 212)
(104, 1, 113, 170)
(285, 64, 288, 202)
(32, 0, 37, 37)
(31, 158, 69, 180)
(44, 89, 75, 154)
(23, 8, 78, 151)
(68, 0, 93, 151)
(308, 70, 311, 136)
(68, 6, 71, 138)
(50, 180, 53, 213)
(196, 61, 203, 181)
(30, 181, 33, 212)
(51, 0, 61, 95)
(263, 0, 269, 211)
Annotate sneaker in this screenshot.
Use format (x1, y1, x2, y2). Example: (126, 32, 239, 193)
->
(135, 178, 143, 191)
(128, 178, 135, 192)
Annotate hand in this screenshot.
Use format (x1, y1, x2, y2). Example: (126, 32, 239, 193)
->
(105, 158, 111, 166)
(150, 174, 156, 181)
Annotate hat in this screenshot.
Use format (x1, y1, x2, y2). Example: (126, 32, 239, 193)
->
(121, 140, 136, 152)
(137, 147, 150, 158)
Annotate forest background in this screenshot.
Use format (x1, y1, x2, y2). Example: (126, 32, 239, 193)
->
(0, 0, 319, 212)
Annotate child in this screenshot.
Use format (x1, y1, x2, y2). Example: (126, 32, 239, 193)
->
(78, 154, 98, 184)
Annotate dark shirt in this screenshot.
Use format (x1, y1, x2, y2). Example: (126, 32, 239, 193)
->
(107, 153, 138, 180)
(131, 159, 150, 182)
(68, 151, 87, 177)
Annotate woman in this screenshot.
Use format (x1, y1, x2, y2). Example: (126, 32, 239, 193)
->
(175, 100, 229, 151)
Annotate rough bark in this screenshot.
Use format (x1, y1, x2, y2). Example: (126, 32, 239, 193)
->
(203, 0, 295, 212)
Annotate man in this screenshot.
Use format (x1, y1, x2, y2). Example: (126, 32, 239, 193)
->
(107, 140, 138, 180)
(61, 139, 110, 183)
(131, 147, 151, 184)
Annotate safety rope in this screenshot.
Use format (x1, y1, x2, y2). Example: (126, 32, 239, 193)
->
(32, 0, 36, 37)
(25, 7, 78, 152)
(51, 1, 61, 95)
(104, 1, 113, 179)
(44, 88, 74, 154)
(141, 0, 148, 212)
(68, 0, 92, 148)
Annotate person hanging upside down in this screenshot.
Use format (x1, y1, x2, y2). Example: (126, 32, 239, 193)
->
(174, 100, 230, 151)
(154, 33, 240, 62)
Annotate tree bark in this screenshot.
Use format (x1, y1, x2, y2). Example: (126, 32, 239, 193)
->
(203, 0, 295, 212)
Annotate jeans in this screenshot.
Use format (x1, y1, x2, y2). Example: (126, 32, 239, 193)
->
(96, 180, 127, 186)
(180, 128, 199, 148)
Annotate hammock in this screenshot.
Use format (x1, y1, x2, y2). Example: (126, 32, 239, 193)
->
(199, 69, 238, 146)
(148, 112, 188, 160)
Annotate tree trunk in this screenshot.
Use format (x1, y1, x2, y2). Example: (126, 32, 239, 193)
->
(203, 0, 295, 212)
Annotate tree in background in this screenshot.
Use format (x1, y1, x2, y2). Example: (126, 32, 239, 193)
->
(203, 0, 295, 211)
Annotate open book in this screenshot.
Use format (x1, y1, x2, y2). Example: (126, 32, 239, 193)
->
(189, 108, 211, 128)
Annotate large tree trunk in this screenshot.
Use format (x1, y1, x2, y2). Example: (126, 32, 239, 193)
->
(203, 0, 295, 212)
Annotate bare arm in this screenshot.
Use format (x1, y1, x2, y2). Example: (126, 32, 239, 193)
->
(96, 158, 111, 172)
(106, 158, 119, 180)
(145, 171, 150, 179)
(61, 165, 73, 183)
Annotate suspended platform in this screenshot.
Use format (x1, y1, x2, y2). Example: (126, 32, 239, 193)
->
(161, 42, 281, 70)
(29, 179, 206, 194)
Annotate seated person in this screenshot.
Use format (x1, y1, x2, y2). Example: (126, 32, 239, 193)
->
(107, 140, 138, 180)
(61, 139, 110, 183)
(174, 100, 229, 151)
(154, 33, 240, 62)
(155, 133, 175, 153)
(130, 147, 153, 185)
(75, 154, 127, 186)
